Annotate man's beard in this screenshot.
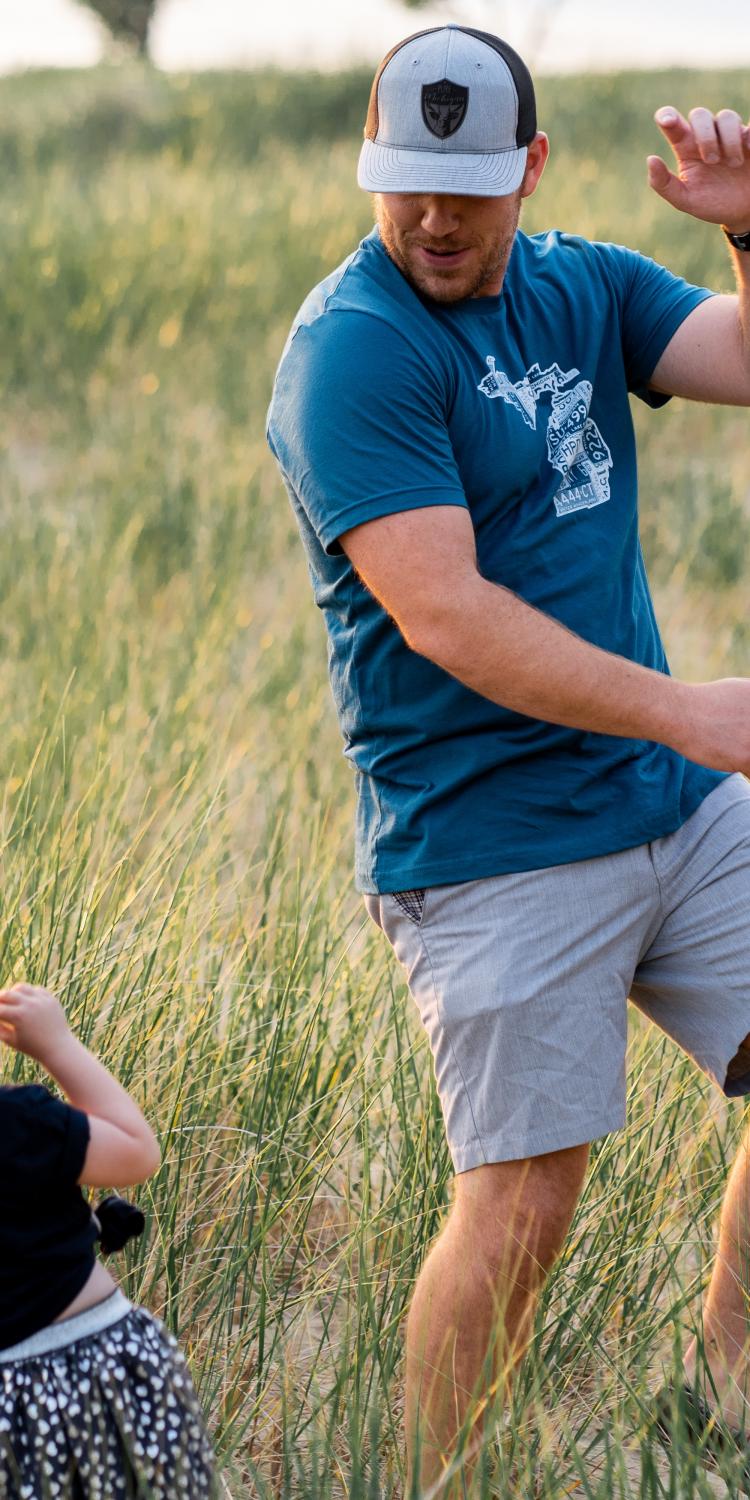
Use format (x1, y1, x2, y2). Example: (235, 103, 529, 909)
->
(376, 202, 521, 303)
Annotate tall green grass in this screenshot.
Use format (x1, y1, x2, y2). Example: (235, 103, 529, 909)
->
(1, 60, 750, 1496)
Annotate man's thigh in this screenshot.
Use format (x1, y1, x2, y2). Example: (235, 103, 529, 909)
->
(631, 774, 750, 1097)
(366, 845, 660, 1174)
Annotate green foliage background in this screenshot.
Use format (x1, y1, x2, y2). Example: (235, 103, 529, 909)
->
(1, 62, 750, 1496)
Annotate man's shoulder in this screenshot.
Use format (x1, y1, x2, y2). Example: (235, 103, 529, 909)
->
(516, 227, 631, 275)
(269, 234, 442, 439)
(290, 244, 365, 335)
(513, 229, 653, 314)
(281, 230, 418, 358)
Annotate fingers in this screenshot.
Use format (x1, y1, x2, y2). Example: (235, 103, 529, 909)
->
(647, 154, 690, 211)
(716, 109, 747, 167)
(655, 105, 750, 167)
(0, 1004, 20, 1043)
(0, 986, 34, 1005)
(654, 106, 698, 165)
(647, 155, 672, 190)
(0, 984, 47, 1001)
(689, 106, 724, 164)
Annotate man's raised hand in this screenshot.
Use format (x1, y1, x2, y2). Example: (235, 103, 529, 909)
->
(648, 106, 750, 235)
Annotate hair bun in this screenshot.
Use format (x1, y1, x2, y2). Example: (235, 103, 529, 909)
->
(94, 1195, 146, 1254)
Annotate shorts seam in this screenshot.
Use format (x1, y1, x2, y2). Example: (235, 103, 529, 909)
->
(646, 840, 665, 909)
(417, 920, 486, 1165)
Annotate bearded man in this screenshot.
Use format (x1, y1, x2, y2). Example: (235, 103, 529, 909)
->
(268, 25, 750, 1492)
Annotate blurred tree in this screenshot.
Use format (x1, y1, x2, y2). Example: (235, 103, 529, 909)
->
(75, 0, 159, 59)
(399, 1, 566, 65)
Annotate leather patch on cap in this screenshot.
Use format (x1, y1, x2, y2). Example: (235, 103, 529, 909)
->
(421, 78, 469, 139)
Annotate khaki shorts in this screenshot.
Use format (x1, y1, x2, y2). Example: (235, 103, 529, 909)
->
(365, 774, 750, 1172)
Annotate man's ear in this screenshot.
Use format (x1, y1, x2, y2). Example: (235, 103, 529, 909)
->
(520, 132, 550, 199)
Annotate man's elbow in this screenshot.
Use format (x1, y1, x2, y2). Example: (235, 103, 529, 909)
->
(401, 605, 470, 674)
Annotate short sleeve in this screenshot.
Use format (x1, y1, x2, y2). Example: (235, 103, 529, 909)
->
(267, 310, 468, 555)
(595, 243, 714, 407)
(1, 1084, 90, 1193)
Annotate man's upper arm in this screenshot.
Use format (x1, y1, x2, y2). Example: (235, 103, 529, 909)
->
(267, 310, 468, 557)
(340, 504, 480, 650)
(606, 241, 748, 405)
(649, 293, 750, 404)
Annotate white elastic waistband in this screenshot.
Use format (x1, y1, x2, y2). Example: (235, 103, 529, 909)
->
(0, 1289, 132, 1362)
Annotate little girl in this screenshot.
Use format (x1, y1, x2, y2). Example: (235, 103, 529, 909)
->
(0, 981, 216, 1498)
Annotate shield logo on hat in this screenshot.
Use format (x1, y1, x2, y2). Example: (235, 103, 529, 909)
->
(421, 79, 469, 140)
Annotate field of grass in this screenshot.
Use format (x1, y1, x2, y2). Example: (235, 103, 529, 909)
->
(1, 59, 750, 1497)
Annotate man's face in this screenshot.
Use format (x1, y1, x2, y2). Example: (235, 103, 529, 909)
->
(375, 189, 523, 303)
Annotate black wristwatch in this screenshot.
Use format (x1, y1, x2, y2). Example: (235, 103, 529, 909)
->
(723, 225, 750, 251)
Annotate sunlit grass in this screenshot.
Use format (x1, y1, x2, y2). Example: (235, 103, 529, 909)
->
(1, 61, 749, 1496)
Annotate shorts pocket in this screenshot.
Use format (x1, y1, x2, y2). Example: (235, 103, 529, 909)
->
(390, 889, 426, 925)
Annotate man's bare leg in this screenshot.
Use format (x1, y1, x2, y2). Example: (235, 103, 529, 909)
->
(684, 1055, 750, 1431)
(405, 1142, 590, 1496)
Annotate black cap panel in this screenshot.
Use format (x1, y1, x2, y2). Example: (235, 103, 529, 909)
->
(451, 27, 537, 146)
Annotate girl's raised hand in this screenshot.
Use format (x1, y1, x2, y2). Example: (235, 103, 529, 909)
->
(0, 984, 71, 1065)
(0, 984, 160, 1184)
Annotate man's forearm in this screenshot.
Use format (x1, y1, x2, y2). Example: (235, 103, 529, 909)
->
(412, 576, 694, 754)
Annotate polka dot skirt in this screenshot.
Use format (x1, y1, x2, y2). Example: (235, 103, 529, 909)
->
(0, 1306, 216, 1498)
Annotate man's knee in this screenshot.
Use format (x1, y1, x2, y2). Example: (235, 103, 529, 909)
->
(453, 1141, 590, 1276)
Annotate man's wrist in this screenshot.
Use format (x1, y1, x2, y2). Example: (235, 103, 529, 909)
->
(723, 224, 750, 249)
(644, 674, 695, 756)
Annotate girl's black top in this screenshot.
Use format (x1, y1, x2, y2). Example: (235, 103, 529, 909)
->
(0, 1084, 97, 1349)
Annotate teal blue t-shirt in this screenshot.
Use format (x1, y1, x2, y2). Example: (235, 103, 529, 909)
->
(267, 227, 724, 893)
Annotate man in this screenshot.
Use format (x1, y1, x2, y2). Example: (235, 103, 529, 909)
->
(267, 24, 750, 1492)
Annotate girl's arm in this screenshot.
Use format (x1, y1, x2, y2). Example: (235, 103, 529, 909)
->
(0, 984, 160, 1187)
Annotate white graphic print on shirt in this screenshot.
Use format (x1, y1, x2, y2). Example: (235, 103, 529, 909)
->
(477, 357, 613, 515)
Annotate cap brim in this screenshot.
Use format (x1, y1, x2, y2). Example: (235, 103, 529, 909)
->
(357, 139, 527, 197)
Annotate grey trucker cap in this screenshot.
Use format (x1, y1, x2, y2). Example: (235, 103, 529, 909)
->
(357, 25, 537, 197)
